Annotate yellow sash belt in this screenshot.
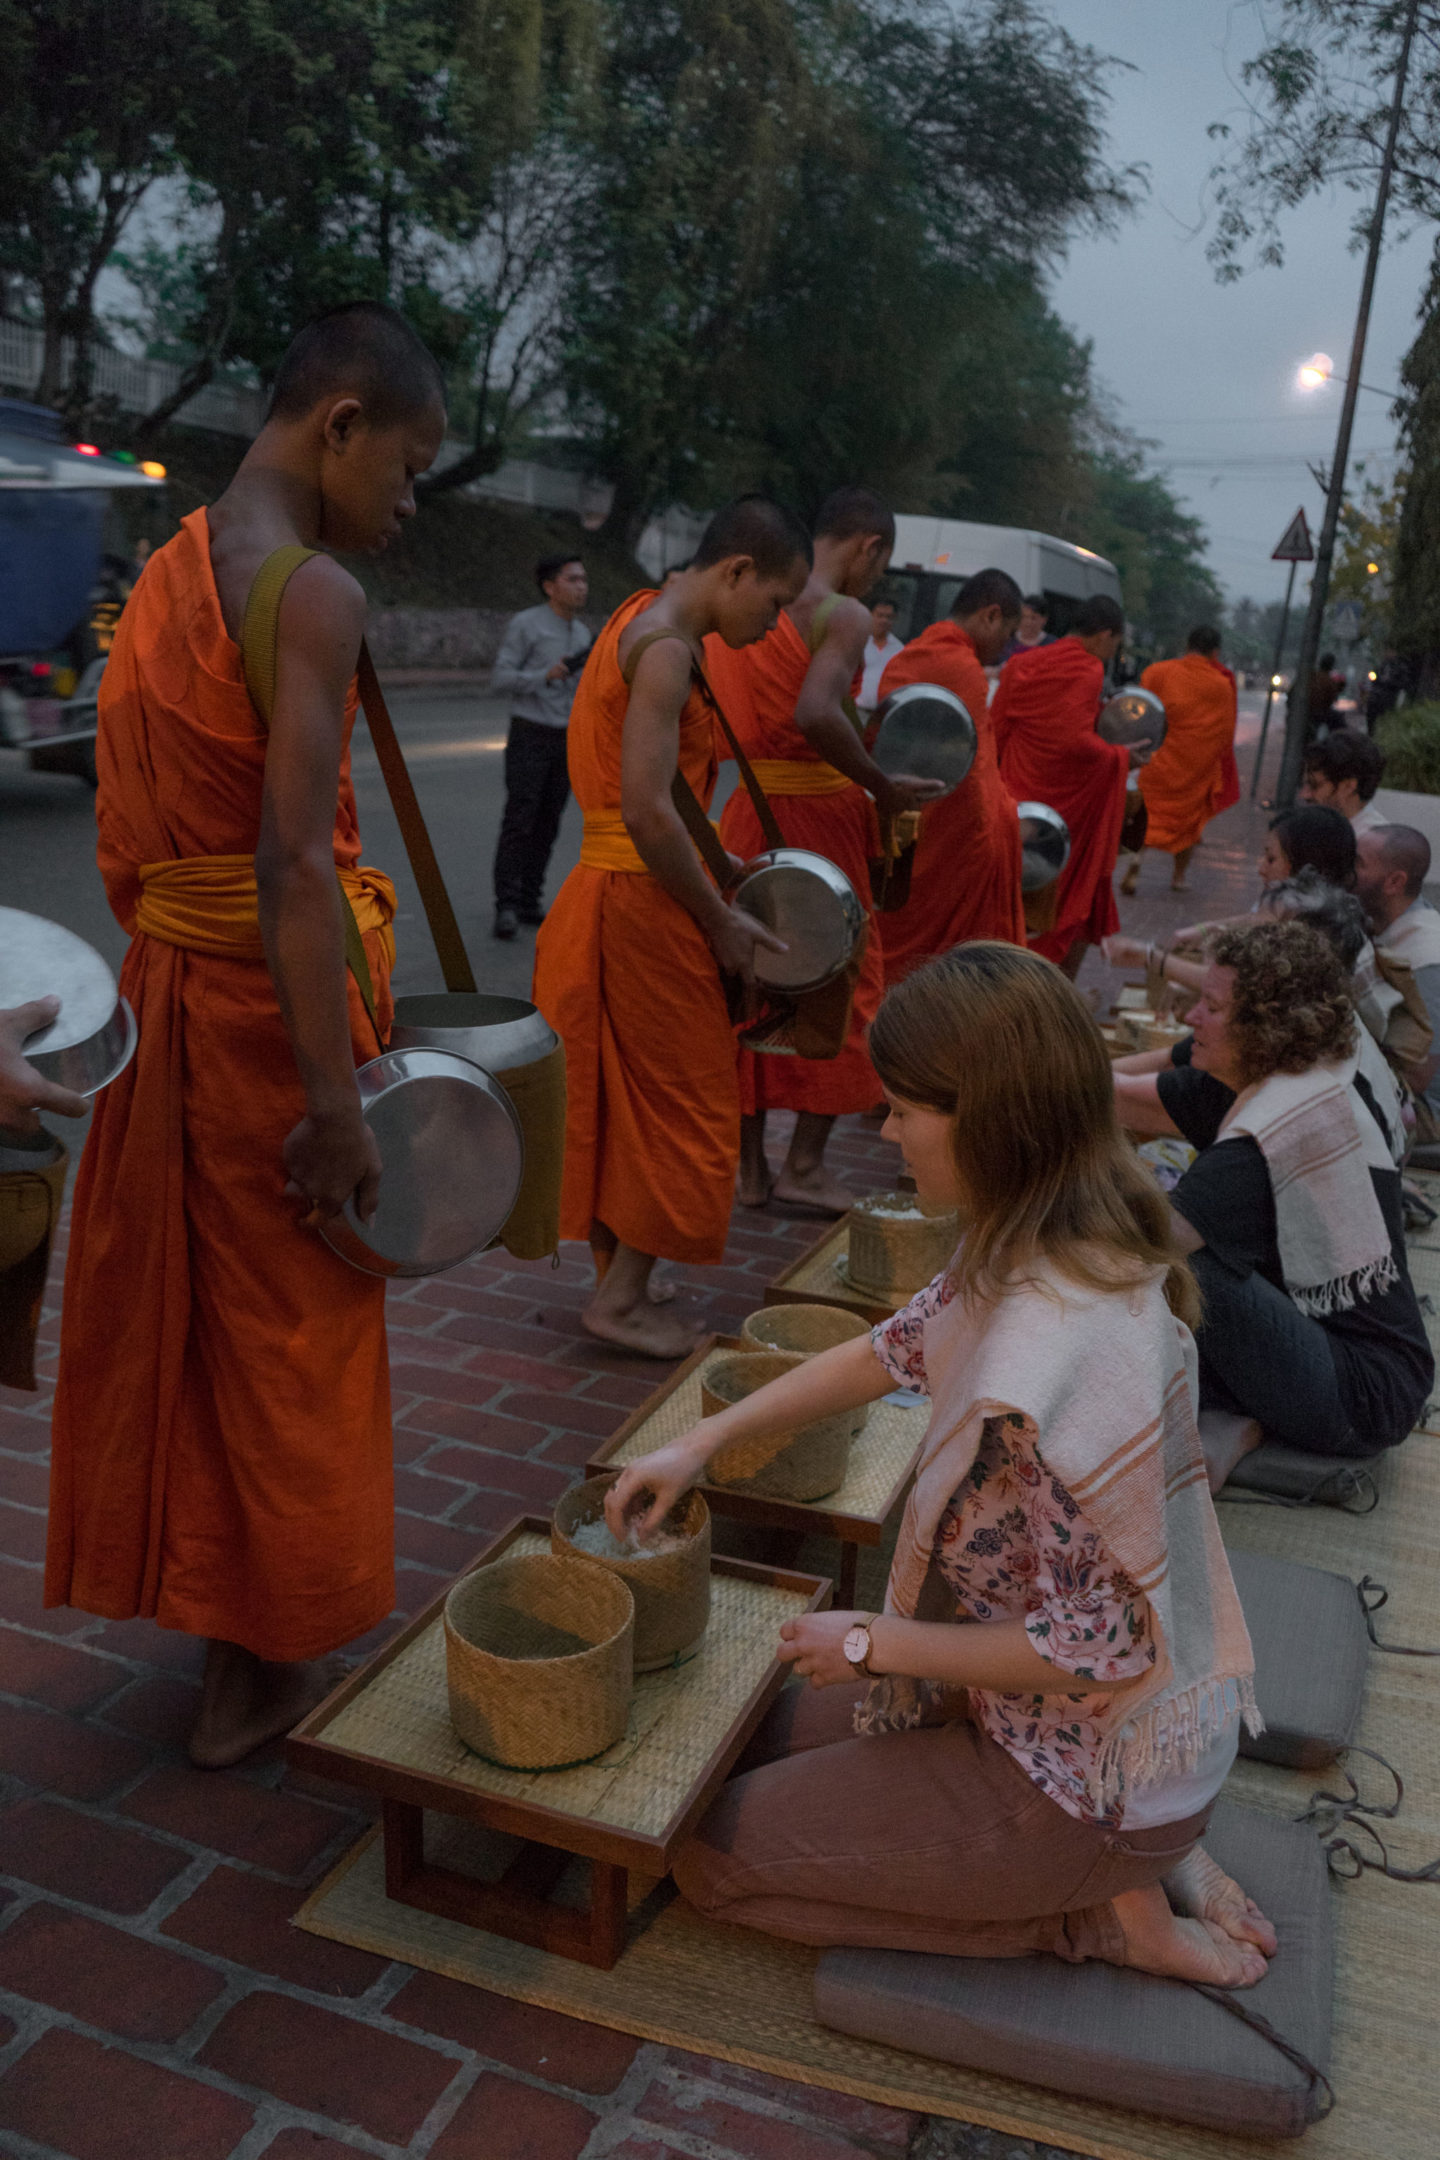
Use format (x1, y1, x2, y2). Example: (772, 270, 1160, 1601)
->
(745, 758, 852, 797)
(136, 853, 397, 968)
(578, 812, 648, 874)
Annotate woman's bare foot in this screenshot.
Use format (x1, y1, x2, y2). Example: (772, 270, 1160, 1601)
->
(1165, 1845, 1278, 1956)
(1197, 1409, 1264, 1494)
(1111, 1881, 1269, 1988)
(190, 1641, 338, 1769)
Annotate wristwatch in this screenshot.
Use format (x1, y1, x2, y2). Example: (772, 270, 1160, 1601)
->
(843, 1613, 881, 1676)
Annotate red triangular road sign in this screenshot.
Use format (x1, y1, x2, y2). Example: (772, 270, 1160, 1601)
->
(1272, 507, 1315, 562)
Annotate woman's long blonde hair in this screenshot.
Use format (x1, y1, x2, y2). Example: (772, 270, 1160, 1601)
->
(869, 942, 1200, 1328)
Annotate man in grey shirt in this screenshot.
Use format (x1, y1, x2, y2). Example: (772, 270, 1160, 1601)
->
(491, 554, 592, 938)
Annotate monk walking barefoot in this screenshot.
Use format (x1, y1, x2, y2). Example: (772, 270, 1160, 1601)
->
(46, 303, 447, 1767)
(533, 500, 809, 1359)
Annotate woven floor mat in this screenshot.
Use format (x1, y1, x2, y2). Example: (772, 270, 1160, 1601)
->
(297, 1293, 1440, 2158)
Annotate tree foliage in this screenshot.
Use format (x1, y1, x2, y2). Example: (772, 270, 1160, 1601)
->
(1393, 242, 1440, 680)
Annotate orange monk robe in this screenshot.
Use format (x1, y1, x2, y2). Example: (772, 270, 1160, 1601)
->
(1138, 651, 1240, 853)
(704, 615, 884, 1115)
(532, 593, 739, 1265)
(874, 622, 1025, 985)
(46, 510, 397, 1662)
(992, 636, 1129, 964)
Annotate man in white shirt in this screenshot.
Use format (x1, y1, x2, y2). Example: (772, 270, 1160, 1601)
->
(491, 554, 592, 939)
(1355, 824, 1440, 1153)
(1300, 729, 1388, 835)
(857, 597, 904, 712)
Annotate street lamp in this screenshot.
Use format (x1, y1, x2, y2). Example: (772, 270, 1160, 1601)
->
(1295, 351, 1395, 400)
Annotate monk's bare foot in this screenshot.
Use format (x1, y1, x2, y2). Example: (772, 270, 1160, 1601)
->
(582, 1297, 699, 1359)
(189, 1642, 339, 1770)
(1197, 1409, 1264, 1494)
(772, 1165, 853, 1216)
(1165, 1846, 1278, 1957)
(647, 1268, 678, 1305)
(1120, 856, 1140, 897)
(737, 1164, 774, 1209)
(1111, 1882, 1269, 1988)
(1171, 876, 1189, 893)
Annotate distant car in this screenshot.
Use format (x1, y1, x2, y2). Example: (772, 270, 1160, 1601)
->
(0, 399, 166, 785)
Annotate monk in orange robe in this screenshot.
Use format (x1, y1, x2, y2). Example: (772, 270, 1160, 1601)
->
(533, 498, 809, 1358)
(706, 488, 943, 1214)
(46, 304, 447, 1768)
(992, 595, 1138, 978)
(1120, 624, 1239, 895)
(876, 568, 1027, 985)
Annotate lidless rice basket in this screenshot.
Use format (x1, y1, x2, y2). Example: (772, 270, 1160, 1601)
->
(443, 1552, 633, 1769)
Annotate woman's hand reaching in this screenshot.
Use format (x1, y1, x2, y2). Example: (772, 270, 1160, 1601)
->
(603, 1431, 709, 1542)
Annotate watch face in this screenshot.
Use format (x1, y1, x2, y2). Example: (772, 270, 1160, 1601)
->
(843, 1624, 870, 1666)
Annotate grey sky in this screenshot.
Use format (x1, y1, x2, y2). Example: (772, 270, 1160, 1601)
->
(1043, 0, 1433, 604)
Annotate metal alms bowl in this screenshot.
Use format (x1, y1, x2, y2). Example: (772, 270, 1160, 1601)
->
(730, 849, 864, 994)
(321, 1047, 525, 1279)
(388, 991, 558, 1075)
(871, 682, 978, 794)
(0, 905, 136, 1099)
(1015, 801, 1072, 893)
(1096, 686, 1167, 752)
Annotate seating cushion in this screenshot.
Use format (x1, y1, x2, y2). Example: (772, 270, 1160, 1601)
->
(814, 1803, 1333, 2140)
(1225, 1441, 1382, 1507)
(1229, 1547, 1370, 1770)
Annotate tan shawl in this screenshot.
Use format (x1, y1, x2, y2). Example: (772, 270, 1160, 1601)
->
(856, 1258, 1259, 1815)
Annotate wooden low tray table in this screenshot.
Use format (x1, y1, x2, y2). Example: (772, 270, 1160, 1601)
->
(586, 1334, 928, 1606)
(763, 1219, 909, 1328)
(288, 1517, 829, 1971)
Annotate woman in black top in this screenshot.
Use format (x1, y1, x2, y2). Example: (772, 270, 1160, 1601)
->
(1115, 920, 1431, 1491)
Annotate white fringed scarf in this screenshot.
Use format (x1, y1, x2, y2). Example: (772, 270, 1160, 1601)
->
(1216, 1053, 1397, 1317)
(855, 1260, 1259, 1816)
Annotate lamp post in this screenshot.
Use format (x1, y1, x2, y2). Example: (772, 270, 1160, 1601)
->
(1275, 0, 1420, 806)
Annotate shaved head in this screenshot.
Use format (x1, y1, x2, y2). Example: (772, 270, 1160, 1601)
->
(268, 301, 446, 429)
(952, 568, 1023, 620)
(814, 486, 895, 547)
(693, 495, 812, 578)
(1365, 822, 1431, 898)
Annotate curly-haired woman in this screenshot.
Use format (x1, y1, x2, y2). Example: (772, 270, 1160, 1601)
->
(1115, 919, 1431, 1490)
(607, 944, 1273, 1993)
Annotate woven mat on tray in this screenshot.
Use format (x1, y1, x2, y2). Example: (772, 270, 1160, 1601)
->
(318, 1531, 813, 1841)
(604, 1347, 927, 1528)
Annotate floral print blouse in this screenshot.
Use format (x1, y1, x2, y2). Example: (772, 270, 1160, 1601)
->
(873, 1269, 1157, 1827)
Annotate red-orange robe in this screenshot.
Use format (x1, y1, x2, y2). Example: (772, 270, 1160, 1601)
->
(875, 622, 1025, 985)
(1138, 652, 1240, 853)
(533, 593, 739, 1264)
(992, 637, 1129, 964)
(46, 510, 397, 1661)
(705, 613, 883, 1115)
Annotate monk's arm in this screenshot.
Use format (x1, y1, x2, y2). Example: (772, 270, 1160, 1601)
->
(794, 601, 943, 816)
(255, 559, 381, 1223)
(619, 641, 785, 981)
(1113, 1071, 1183, 1138)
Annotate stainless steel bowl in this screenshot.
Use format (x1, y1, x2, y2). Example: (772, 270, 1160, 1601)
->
(388, 991, 557, 1076)
(0, 905, 136, 1098)
(731, 849, 864, 994)
(1015, 801, 1072, 893)
(871, 682, 978, 793)
(1096, 686, 1167, 752)
(321, 1048, 525, 1279)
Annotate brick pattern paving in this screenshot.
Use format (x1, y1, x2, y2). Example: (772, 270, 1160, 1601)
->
(0, 790, 1270, 2159)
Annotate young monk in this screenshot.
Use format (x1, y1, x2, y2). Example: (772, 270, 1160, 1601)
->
(1120, 625, 1239, 896)
(46, 302, 447, 1767)
(531, 497, 810, 1359)
(992, 593, 1139, 979)
(876, 567, 1026, 985)
(706, 488, 944, 1215)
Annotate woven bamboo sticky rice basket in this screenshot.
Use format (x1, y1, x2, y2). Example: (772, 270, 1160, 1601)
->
(443, 1552, 633, 1769)
(739, 1303, 871, 1355)
(700, 1349, 865, 1501)
(551, 1475, 712, 1674)
(845, 1192, 958, 1299)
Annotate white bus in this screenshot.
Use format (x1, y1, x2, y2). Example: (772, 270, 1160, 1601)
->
(885, 515, 1122, 640)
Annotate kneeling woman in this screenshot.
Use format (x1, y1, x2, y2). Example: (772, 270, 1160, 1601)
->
(1115, 920, 1431, 1491)
(607, 945, 1272, 1988)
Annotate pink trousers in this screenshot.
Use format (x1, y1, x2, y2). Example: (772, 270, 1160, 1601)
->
(673, 1683, 1211, 1963)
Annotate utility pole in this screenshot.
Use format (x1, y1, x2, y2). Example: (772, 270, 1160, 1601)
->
(1275, 0, 1420, 806)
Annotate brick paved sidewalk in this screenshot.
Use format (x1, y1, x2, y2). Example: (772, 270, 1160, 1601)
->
(0, 791, 1269, 2160)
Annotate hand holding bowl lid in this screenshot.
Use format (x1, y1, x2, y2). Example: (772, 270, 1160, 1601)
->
(0, 1000, 89, 1131)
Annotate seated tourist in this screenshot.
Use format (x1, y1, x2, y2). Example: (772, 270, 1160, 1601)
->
(1355, 823, 1440, 1154)
(1106, 805, 1359, 998)
(608, 943, 1274, 1991)
(1114, 921, 1431, 1492)
(1300, 729, 1387, 834)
